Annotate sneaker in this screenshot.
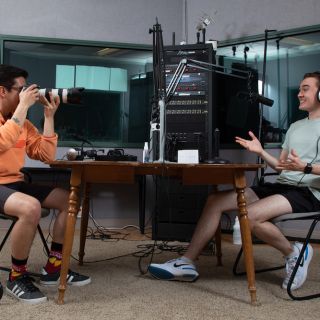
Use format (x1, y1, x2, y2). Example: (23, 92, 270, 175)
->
(148, 258, 199, 282)
(282, 242, 313, 291)
(6, 274, 47, 304)
(39, 268, 91, 287)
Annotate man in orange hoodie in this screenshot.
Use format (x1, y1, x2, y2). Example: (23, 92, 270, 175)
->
(0, 64, 90, 304)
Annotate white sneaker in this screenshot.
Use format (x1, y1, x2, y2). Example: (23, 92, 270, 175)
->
(148, 258, 199, 282)
(282, 242, 313, 291)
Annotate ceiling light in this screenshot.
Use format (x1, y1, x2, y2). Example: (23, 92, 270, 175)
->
(96, 48, 120, 56)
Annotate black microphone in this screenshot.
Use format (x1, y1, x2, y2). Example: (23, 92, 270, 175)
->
(205, 128, 230, 164)
(237, 91, 274, 107)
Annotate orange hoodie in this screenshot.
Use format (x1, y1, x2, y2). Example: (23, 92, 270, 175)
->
(0, 112, 58, 184)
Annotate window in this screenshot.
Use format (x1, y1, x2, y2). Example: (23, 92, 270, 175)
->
(216, 25, 320, 146)
(2, 38, 153, 147)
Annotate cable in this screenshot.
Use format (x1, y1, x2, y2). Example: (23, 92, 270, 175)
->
(297, 136, 320, 186)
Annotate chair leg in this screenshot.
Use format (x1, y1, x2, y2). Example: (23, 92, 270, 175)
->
(287, 218, 320, 300)
(0, 222, 49, 278)
(0, 221, 15, 251)
(37, 225, 50, 256)
(214, 223, 222, 266)
(233, 245, 285, 276)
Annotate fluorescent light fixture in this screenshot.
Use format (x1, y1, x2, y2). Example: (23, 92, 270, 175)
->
(96, 48, 120, 56)
(282, 37, 314, 46)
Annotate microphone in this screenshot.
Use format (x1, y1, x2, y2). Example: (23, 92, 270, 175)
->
(66, 148, 82, 161)
(237, 91, 274, 107)
(205, 128, 230, 164)
(66, 147, 98, 161)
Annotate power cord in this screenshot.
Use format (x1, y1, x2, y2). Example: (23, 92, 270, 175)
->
(297, 136, 320, 186)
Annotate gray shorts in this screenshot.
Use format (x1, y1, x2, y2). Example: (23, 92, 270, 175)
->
(0, 181, 54, 213)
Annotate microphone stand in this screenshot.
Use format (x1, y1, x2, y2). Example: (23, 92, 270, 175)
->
(149, 19, 166, 162)
(257, 29, 276, 184)
(206, 128, 230, 164)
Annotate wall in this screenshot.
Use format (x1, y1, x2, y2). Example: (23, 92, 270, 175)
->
(0, 0, 183, 45)
(184, 0, 320, 44)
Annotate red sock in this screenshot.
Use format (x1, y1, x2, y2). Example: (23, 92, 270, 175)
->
(10, 257, 28, 282)
(44, 250, 62, 274)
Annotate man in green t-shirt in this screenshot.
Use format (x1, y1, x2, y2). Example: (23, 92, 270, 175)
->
(149, 71, 320, 291)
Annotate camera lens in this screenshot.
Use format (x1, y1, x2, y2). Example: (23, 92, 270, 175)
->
(38, 87, 84, 104)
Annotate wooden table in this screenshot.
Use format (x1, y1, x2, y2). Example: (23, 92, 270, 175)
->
(49, 160, 263, 305)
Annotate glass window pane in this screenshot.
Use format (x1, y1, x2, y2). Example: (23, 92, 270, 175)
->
(3, 40, 153, 147)
(216, 29, 320, 146)
(110, 68, 127, 92)
(76, 65, 110, 91)
(56, 65, 75, 88)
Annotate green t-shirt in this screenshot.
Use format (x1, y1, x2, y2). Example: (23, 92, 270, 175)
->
(277, 117, 320, 201)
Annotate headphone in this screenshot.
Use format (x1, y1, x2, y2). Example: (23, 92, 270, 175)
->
(314, 71, 320, 102)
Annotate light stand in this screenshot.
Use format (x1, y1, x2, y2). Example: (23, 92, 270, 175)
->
(149, 20, 166, 162)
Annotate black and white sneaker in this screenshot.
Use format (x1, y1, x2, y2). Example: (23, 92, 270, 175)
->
(6, 274, 47, 304)
(40, 268, 91, 287)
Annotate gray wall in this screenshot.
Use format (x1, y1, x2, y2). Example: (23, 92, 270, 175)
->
(0, 0, 183, 45)
(1, 1, 319, 47)
(184, 0, 320, 44)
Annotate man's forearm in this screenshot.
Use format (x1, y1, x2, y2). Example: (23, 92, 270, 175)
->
(43, 117, 55, 137)
(259, 149, 280, 171)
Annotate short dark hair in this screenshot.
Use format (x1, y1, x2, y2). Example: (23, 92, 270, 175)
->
(0, 64, 28, 90)
(303, 71, 320, 88)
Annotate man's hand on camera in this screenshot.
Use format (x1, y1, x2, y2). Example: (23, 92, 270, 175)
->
(19, 84, 40, 108)
(41, 92, 60, 117)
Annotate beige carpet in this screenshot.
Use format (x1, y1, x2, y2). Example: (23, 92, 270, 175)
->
(0, 227, 320, 320)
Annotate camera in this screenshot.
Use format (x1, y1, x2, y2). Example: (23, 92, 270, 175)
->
(38, 87, 84, 104)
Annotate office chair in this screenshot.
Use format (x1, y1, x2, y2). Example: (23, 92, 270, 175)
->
(232, 209, 320, 301)
(0, 169, 51, 277)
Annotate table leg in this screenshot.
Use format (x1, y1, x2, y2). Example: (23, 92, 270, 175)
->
(234, 171, 257, 305)
(79, 183, 90, 265)
(214, 223, 222, 266)
(57, 166, 82, 305)
(138, 176, 146, 234)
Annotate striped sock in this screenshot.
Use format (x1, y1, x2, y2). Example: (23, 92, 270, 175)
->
(9, 257, 28, 282)
(44, 242, 63, 274)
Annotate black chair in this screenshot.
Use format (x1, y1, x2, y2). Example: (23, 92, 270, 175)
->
(232, 211, 320, 300)
(0, 168, 51, 277)
(0, 209, 51, 276)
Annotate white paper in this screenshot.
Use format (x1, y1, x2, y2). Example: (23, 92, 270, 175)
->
(177, 150, 199, 164)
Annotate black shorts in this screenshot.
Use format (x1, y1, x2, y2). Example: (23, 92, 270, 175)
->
(0, 181, 54, 213)
(251, 182, 320, 213)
